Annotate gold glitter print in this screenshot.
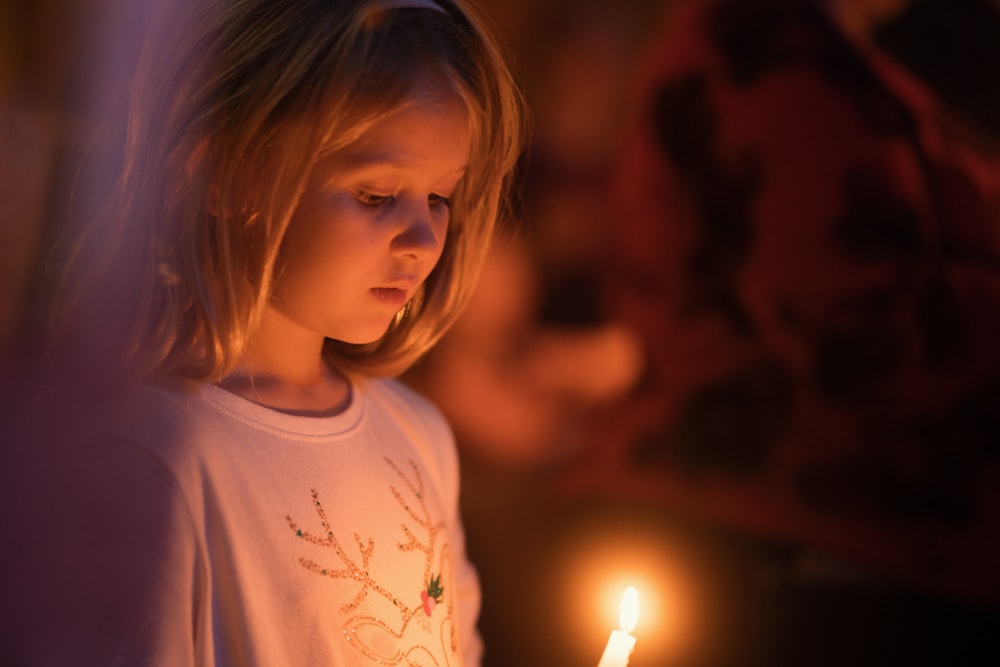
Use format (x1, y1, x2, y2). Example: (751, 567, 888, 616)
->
(285, 457, 461, 665)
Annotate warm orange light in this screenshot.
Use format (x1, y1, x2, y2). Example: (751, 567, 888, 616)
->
(553, 514, 698, 665)
(598, 587, 639, 667)
(619, 586, 639, 633)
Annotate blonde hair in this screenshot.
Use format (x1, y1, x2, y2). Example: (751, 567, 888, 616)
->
(56, 0, 525, 381)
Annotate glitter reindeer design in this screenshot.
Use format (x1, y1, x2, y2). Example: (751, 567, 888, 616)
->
(286, 457, 460, 665)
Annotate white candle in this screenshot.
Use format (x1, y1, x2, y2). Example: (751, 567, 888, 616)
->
(597, 586, 639, 667)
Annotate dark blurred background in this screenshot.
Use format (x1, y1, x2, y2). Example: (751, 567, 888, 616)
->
(4, 1, 1000, 666)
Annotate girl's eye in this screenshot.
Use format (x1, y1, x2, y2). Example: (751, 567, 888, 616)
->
(356, 191, 394, 207)
(429, 193, 452, 208)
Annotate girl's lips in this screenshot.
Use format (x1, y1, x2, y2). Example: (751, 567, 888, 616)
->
(370, 287, 409, 308)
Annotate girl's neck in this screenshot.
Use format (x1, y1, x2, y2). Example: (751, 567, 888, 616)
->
(216, 361, 352, 417)
(217, 307, 352, 416)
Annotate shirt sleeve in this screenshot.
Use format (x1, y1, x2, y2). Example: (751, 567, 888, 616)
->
(2, 420, 202, 667)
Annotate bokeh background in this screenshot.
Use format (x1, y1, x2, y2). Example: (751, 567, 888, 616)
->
(3, 1, 1000, 666)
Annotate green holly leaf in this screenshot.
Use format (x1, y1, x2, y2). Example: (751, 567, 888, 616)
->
(426, 574, 444, 601)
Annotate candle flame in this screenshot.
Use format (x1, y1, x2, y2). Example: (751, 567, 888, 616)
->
(619, 586, 639, 633)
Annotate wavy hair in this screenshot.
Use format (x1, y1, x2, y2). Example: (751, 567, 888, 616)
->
(54, 0, 525, 381)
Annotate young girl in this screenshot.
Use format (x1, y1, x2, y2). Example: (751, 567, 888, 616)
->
(26, 0, 523, 664)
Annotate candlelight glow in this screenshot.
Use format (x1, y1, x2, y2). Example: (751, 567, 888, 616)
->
(553, 508, 701, 665)
(619, 586, 638, 633)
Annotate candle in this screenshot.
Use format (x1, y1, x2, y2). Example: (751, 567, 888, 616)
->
(597, 586, 639, 667)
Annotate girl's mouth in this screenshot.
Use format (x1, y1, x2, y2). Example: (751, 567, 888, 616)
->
(370, 287, 409, 308)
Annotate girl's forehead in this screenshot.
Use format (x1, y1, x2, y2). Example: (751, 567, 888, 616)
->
(326, 65, 470, 132)
(347, 71, 470, 144)
(400, 67, 469, 113)
(312, 86, 471, 181)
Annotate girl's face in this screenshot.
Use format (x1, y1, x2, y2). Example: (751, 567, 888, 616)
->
(269, 70, 471, 346)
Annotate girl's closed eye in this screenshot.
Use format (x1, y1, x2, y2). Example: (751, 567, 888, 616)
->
(429, 193, 452, 208)
(355, 190, 452, 208)
(355, 190, 395, 207)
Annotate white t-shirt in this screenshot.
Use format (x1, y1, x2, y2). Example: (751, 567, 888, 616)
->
(36, 375, 482, 666)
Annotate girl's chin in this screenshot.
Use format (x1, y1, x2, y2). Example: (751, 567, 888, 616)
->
(327, 322, 395, 347)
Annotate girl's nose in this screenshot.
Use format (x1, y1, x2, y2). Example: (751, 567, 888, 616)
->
(391, 202, 445, 261)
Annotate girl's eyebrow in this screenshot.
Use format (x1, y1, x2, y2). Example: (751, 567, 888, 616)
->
(314, 159, 469, 190)
(327, 155, 469, 177)
(346, 153, 468, 171)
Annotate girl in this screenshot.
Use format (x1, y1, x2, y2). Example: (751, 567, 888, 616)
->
(26, 0, 523, 664)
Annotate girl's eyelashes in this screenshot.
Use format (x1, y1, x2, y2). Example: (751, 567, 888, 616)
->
(429, 193, 452, 208)
(354, 190, 452, 208)
(355, 191, 395, 207)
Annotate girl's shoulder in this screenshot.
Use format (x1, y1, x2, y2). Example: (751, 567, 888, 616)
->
(97, 377, 201, 430)
(88, 378, 225, 468)
(361, 376, 452, 436)
(359, 376, 459, 496)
